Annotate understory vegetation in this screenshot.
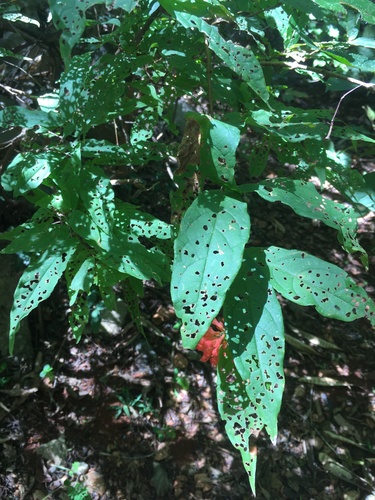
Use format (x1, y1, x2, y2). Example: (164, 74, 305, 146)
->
(1, 0, 375, 496)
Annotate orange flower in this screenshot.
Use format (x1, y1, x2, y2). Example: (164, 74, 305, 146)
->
(196, 318, 226, 367)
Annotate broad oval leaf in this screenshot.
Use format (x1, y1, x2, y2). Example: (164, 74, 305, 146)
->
(171, 191, 250, 349)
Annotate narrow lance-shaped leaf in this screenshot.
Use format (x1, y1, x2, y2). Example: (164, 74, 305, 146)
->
(0, 107, 60, 132)
(266, 246, 375, 327)
(65, 245, 95, 306)
(0, 208, 56, 253)
(69, 292, 90, 342)
(2, 152, 60, 196)
(80, 165, 115, 235)
(240, 179, 366, 259)
(219, 247, 285, 494)
(217, 350, 260, 495)
(171, 191, 250, 349)
(190, 113, 240, 186)
(174, 12, 269, 104)
(9, 240, 78, 354)
(312, 0, 375, 24)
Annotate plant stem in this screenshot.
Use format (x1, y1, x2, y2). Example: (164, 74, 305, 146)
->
(204, 35, 214, 115)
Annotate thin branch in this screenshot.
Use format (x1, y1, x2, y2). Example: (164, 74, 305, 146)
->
(204, 35, 214, 115)
(325, 85, 361, 140)
(262, 59, 375, 90)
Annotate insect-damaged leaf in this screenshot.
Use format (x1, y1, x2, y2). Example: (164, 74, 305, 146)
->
(174, 13, 269, 104)
(219, 248, 284, 494)
(2, 152, 60, 196)
(266, 246, 375, 327)
(240, 178, 366, 258)
(171, 191, 250, 349)
(80, 165, 115, 236)
(224, 248, 285, 441)
(9, 242, 78, 354)
(190, 113, 240, 186)
(217, 350, 259, 495)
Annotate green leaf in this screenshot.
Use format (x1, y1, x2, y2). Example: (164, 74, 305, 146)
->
(68, 208, 171, 284)
(9, 242, 78, 354)
(1, 222, 74, 255)
(266, 246, 375, 327)
(59, 53, 137, 136)
(223, 248, 285, 442)
(0, 107, 60, 131)
(123, 276, 145, 337)
(102, 233, 171, 284)
(345, 172, 375, 212)
(69, 292, 90, 342)
(171, 191, 250, 349)
(190, 113, 240, 185)
(68, 209, 111, 252)
(65, 246, 95, 306)
(108, 0, 138, 12)
(217, 350, 258, 493)
(174, 13, 269, 103)
(240, 178, 366, 257)
(312, 0, 375, 24)
(50, 0, 106, 60)
(80, 166, 115, 235)
(159, 0, 232, 19)
(218, 247, 284, 494)
(0, 208, 55, 250)
(2, 152, 60, 196)
(114, 202, 171, 240)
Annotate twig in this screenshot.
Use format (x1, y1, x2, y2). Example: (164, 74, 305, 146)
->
(204, 35, 214, 115)
(325, 85, 361, 140)
(262, 60, 375, 90)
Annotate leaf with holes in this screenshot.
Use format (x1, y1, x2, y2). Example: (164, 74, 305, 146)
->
(217, 349, 259, 494)
(9, 242, 78, 354)
(102, 230, 171, 285)
(174, 13, 269, 104)
(96, 261, 125, 310)
(191, 114, 240, 185)
(0, 107, 60, 132)
(65, 246, 95, 306)
(224, 248, 285, 441)
(68, 209, 171, 283)
(114, 202, 172, 240)
(69, 291, 90, 342)
(240, 179, 366, 258)
(0, 208, 55, 253)
(171, 191, 250, 349)
(266, 246, 375, 326)
(80, 165, 115, 236)
(2, 152, 61, 196)
(50, 0, 105, 60)
(1, 222, 73, 256)
(219, 247, 284, 494)
(59, 53, 92, 136)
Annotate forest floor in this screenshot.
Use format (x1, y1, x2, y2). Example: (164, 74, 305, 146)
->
(0, 182, 374, 500)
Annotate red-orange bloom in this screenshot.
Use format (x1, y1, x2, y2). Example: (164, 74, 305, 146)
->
(196, 318, 226, 367)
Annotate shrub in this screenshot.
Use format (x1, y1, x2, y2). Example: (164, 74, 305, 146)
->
(1, 0, 375, 493)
